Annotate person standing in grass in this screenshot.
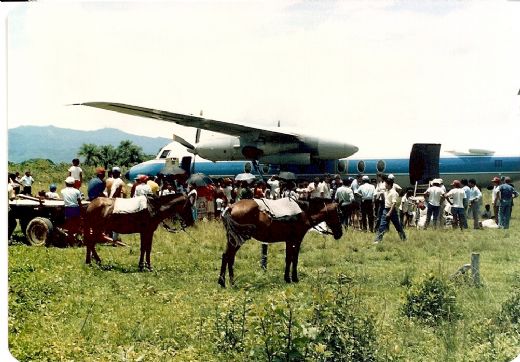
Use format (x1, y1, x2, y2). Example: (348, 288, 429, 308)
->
(423, 179, 444, 229)
(491, 176, 501, 224)
(374, 178, 406, 243)
(61, 176, 82, 241)
(444, 180, 468, 230)
(467, 178, 482, 229)
(497, 177, 519, 229)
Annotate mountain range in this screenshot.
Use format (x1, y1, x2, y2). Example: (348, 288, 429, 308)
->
(8, 126, 171, 163)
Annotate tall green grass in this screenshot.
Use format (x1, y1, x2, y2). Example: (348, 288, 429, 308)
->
(8, 162, 520, 361)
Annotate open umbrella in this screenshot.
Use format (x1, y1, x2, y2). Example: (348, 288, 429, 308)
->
(278, 171, 297, 181)
(235, 173, 256, 183)
(160, 164, 187, 176)
(186, 173, 213, 187)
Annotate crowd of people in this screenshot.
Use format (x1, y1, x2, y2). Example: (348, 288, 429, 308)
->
(8, 157, 519, 244)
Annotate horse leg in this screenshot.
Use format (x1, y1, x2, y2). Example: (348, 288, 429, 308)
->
(261, 243, 268, 270)
(218, 233, 232, 287)
(291, 242, 301, 283)
(284, 242, 293, 283)
(144, 232, 154, 271)
(138, 232, 146, 271)
(84, 228, 92, 264)
(228, 244, 241, 287)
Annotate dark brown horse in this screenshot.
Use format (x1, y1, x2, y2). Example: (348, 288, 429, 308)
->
(219, 197, 342, 287)
(84, 194, 194, 270)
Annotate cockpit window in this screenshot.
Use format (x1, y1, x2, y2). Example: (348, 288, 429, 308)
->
(158, 150, 170, 159)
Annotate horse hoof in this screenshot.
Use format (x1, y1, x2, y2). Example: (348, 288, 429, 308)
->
(138, 264, 145, 272)
(218, 277, 226, 288)
(146, 265, 154, 272)
(284, 277, 292, 283)
(292, 277, 299, 283)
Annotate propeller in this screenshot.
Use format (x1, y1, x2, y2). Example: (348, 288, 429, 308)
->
(172, 134, 195, 150)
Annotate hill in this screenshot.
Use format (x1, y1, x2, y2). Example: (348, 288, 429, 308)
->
(8, 125, 171, 163)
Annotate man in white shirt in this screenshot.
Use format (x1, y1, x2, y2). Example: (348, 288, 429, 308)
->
(267, 176, 280, 200)
(424, 179, 444, 229)
(308, 177, 322, 199)
(335, 178, 354, 229)
(20, 171, 35, 195)
(491, 176, 500, 224)
(61, 176, 82, 242)
(374, 179, 406, 243)
(444, 180, 468, 230)
(356, 175, 376, 232)
(468, 179, 482, 229)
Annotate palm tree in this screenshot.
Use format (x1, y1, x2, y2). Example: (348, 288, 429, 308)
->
(116, 140, 146, 167)
(77, 143, 100, 166)
(97, 145, 117, 170)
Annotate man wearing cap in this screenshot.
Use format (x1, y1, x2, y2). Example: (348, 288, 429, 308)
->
(491, 177, 501, 224)
(356, 175, 376, 232)
(374, 178, 406, 243)
(444, 180, 468, 230)
(423, 179, 444, 229)
(45, 184, 59, 200)
(133, 175, 152, 197)
(497, 177, 519, 229)
(61, 176, 82, 241)
(88, 167, 106, 201)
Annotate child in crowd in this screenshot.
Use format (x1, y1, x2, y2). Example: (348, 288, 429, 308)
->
(68, 158, 83, 189)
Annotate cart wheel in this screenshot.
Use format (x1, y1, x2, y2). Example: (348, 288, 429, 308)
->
(26, 217, 54, 246)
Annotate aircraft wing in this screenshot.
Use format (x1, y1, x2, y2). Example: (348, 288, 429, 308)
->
(76, 102, 301, 143)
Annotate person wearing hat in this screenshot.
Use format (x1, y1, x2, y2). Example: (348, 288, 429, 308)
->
(61, 176, 82, 241)
(356, 175, 376, 232)
(496, 177, 519, 229)
(467, 179, 482, 229)
(444, 180, 468, 230)
(423, 179, 444, 229)
(45, 184, 59, 200)
(133, 174, 152, 197)
(374, 178, 406, 243)
(87, 167, 106, 201)
(491, 176, 501, 224)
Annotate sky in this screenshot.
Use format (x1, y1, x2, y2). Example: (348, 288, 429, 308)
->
(4, 0, 520, 160)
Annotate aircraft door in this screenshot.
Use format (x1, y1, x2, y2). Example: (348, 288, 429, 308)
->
(181, 156, 192, 174)
(409, 143, 441, 184)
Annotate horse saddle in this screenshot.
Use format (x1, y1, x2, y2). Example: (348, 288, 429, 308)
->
(254, 197, 302, 221)
(113, 196, 148, 214)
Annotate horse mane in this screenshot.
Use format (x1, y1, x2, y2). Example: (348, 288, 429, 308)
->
(295, 197, 334, 214)
(146, 193, 186, 218)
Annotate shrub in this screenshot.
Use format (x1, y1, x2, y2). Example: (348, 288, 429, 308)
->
(403, 273, 460, 325)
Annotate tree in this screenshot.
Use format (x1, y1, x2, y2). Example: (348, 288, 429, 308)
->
(77, 143, 100, 166)
(97, 145, 117, 170)
(116, 140, 146, 167)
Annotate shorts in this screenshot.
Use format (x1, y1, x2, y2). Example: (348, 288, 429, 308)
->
(65, 206, 81, 219)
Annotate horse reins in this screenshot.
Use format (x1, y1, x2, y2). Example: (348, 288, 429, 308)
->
(310, 201, 336, 236)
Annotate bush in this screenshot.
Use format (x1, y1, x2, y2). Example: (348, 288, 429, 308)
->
(403, 273, 460, 325)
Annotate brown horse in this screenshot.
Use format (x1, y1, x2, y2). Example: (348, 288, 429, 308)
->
(84, 194, 194, 270)
(218, 197, 342, 287)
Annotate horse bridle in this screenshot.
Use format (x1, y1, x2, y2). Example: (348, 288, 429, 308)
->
(310, 201, 337, 236)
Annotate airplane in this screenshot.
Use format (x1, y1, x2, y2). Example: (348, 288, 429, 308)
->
(75, 103, 519, 187)
(75, 101, 359, 178)
(339, 144, 520, 188)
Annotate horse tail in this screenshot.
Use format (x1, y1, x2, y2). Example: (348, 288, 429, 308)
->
(222, 209, 256, 247)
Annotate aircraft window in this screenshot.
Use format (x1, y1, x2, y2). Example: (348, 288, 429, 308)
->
(376, 160, 386, 172)
(337, 160, 347, 173)
(158, 150, 170, 159)
(244, 162, 252, 173)
(357, 160, 365, 173)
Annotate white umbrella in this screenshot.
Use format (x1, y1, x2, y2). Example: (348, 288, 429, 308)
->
(235, 173, 256, 183)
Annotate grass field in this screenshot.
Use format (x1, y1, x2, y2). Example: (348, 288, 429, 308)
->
(7, 163, 520, 361)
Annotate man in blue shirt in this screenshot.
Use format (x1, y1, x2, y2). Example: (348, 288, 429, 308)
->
(87, 167, 106, 201)
(497, 177, 518, 229)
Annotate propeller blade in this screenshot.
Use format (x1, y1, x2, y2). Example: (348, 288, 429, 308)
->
(172, 133, 195, 150)
(195, 128, 201, 144)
